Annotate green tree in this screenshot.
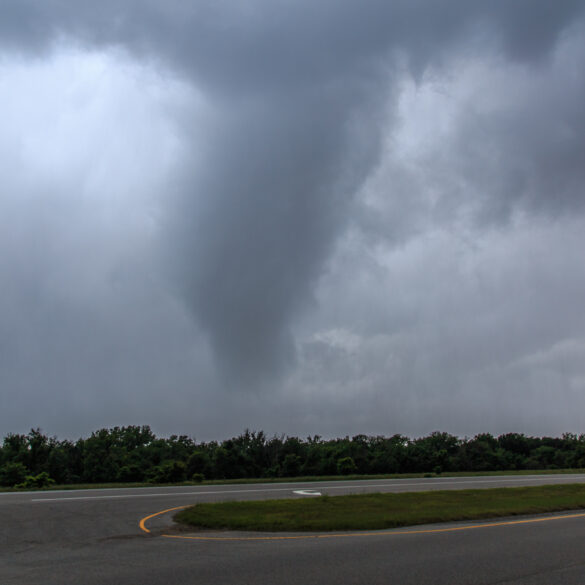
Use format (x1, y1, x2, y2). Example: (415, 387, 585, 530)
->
(148, 460, 187, 483)
(187, 450, 210, 478)
(281, 454, 302, 477)
(337, 456, 357, 475)
(0, 462, 28, 487)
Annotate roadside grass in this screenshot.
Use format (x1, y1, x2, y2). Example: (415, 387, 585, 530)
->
(0, 468, 584, 492)
(174, 484, 585, 532)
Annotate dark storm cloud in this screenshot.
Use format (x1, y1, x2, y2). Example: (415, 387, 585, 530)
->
(1, 0, 584, 408)
(4, 2, 583, 81)
(445, 31, 585, 227)
(167, 88, 384, 383)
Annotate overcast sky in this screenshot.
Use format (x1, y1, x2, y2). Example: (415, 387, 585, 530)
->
(1, 1, 584, 441)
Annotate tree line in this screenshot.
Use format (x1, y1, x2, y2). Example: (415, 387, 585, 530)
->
(1, 426, 585, 488)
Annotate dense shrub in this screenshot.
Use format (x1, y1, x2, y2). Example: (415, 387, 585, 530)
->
(0, 462, 28, 487)
(337, 457, 357, 475)
(16, 472, 55, 489)
(147, 460, 187, 483)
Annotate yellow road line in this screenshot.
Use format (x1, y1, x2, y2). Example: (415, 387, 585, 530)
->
(139, 505, 189, 533)
(139, 507, 585, 541)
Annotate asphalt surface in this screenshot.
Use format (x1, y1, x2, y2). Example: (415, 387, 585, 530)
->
(2, 474, 585, 584)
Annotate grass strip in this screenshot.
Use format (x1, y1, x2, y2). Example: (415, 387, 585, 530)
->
(2, 468, 584, 493)
(174, 484, 585, 532)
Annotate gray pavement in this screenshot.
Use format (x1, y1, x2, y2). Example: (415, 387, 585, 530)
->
(2, 475, 585, 584)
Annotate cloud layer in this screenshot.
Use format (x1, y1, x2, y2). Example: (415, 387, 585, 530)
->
(1, 1, 584, 439)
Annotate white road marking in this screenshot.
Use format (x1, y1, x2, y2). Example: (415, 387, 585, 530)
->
(293, 490, 322, 496)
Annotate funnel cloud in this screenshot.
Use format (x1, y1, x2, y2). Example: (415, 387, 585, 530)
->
(1, 1, 584, 439)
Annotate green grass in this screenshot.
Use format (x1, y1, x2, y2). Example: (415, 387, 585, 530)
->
(0, 468, 583, 492)
(174, 484, 585, 532)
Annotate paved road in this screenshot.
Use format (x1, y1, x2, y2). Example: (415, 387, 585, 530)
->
(2, 475, 585, 584)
